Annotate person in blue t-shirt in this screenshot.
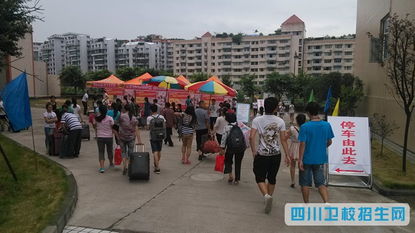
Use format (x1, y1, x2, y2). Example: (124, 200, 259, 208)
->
(298, 102, 334, 203)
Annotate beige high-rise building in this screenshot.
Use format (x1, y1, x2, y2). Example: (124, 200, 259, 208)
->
(172, 15, 305, 86)
(355, 0, 415, 151)
(1, 32, 61, 97)
(303, 36, 355, 75)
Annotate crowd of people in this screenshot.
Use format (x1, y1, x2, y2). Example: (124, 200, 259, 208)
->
(42, 92, 334, 214)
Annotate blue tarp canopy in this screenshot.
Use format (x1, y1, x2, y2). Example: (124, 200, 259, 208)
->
(1, 72, 32, 131)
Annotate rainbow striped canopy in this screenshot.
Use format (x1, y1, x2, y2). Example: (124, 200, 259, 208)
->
(185, 80, 229, 95)
(143, 76, 185, 89)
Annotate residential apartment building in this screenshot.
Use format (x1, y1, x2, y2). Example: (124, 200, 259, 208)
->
(88, 38, 127, 72)
(33, 42, 42, 61)
(171, 15, 305, 86)
(39, 33, 89, 75)
(303, 36, 355, 75)
(154, 39, 174, 71)
(355, 0, 415, 151)
(1, 32, 61, 97)
(115, 41, 159, 70)
(63, 33, 89, 73)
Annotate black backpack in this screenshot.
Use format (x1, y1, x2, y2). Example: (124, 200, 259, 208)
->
(226, 125, 246, 152)
(149, 115, 166, 141)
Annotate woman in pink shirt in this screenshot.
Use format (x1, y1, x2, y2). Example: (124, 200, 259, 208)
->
(93, 105, 118, 173)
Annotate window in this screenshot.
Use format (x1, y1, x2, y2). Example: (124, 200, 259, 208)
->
(380, 13, 390, 60)
(369, 37, 382, 63)
(346, 44, 352, 48)
(345, 51, 353, 56)
(335, 44, 343, 48)
(325, 44, 332, 49)
(324, 59, 332, 63)
(334, 58, 342, 63)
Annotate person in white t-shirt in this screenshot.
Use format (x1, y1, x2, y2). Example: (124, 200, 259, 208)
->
(252, 101, 258, 117)
(249, 97, 290, 214)
(82, 91, 89, 115)
(208, 99, 219, 130)
(288, 103, 295, 123)
(213, 107, 228, 144)
(43, 102, 57, 155)
(71, 98, 82, 122)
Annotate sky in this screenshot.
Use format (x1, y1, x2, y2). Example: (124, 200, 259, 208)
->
(32, 0, 357, 42)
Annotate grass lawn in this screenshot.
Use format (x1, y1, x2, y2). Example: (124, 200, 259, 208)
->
(0, 134, 68, 233)
(372, 140, 415, 189)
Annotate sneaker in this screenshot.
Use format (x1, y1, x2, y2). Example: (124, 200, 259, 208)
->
(154, 168, 161, 174)
(264, 194, 273, 214)
(99, 168, 105, 173)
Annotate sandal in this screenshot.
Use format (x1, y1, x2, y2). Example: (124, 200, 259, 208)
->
(185, 160, 191, 164)
(228, 177, 234, 183)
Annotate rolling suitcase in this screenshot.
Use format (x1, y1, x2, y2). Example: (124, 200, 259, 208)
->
(128, 145, 150, 180)
(81, 122, 90, 140)
(53, 129, 63, 156)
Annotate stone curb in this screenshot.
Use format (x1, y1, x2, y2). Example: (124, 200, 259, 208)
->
(1, 134, 78, 233)
(372, 178, 415, 197)
(41, 165, 78, 233)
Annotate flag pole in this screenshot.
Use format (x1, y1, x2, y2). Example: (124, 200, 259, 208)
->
(0, 143, 18, 182)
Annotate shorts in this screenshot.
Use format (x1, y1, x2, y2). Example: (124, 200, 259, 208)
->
(299, 164, 325, 187)
(252, 154, 281, 185)
(150, 140, 163, 153)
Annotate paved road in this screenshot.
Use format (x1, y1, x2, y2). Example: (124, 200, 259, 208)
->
(3, 108, 414, 233)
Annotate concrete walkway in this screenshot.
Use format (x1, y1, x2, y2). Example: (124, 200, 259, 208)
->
(3, 108, 414, 233)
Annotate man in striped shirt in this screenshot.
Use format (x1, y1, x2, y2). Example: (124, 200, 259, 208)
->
(60, 105, 83, 158)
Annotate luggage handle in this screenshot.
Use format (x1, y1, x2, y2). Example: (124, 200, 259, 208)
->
(135, 144, 145, 152)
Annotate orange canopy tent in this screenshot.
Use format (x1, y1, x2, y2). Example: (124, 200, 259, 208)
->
(176, 75, 191, 86)
(86, 74, 124, 88)
(123, 72, 152, 89)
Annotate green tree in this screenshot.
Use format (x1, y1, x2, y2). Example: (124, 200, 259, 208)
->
(339, 76, 364, 116)
(385, 14, 415, 174)
(231, 33, 243, 44)
(371, 113, 398, 157)
(84, 69, 112, 81)
(240, 74, 258, 102)
(221, 75, 232, 87)
(264, 72, 293, 100)
(189, 73, 209, 82)
(0, 0, 42, 67)
(59, 66, 84, 93)
(116, 67, 136, 81)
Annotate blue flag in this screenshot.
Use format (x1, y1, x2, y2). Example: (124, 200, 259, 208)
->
(1, 72, 32, 131)
(324, 87, 332, 113)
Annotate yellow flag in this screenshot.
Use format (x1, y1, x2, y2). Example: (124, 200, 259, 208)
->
(332, 98, 340, 116)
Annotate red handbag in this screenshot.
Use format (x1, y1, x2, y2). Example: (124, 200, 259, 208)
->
(114, 146, 122, 165)
(215, 154, 225, 172)
(203, 135, 220, 153)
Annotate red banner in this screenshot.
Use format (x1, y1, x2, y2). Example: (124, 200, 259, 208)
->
(106, 88, 124, 96)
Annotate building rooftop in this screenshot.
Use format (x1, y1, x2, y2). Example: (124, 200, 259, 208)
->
(281, 14, 304, 26)
(201, 32, 212, 37)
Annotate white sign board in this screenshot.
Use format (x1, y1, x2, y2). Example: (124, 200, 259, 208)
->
(236, 103, 250, 123)
(328, 116, 371, 176)
(257, 99, 264, 109)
